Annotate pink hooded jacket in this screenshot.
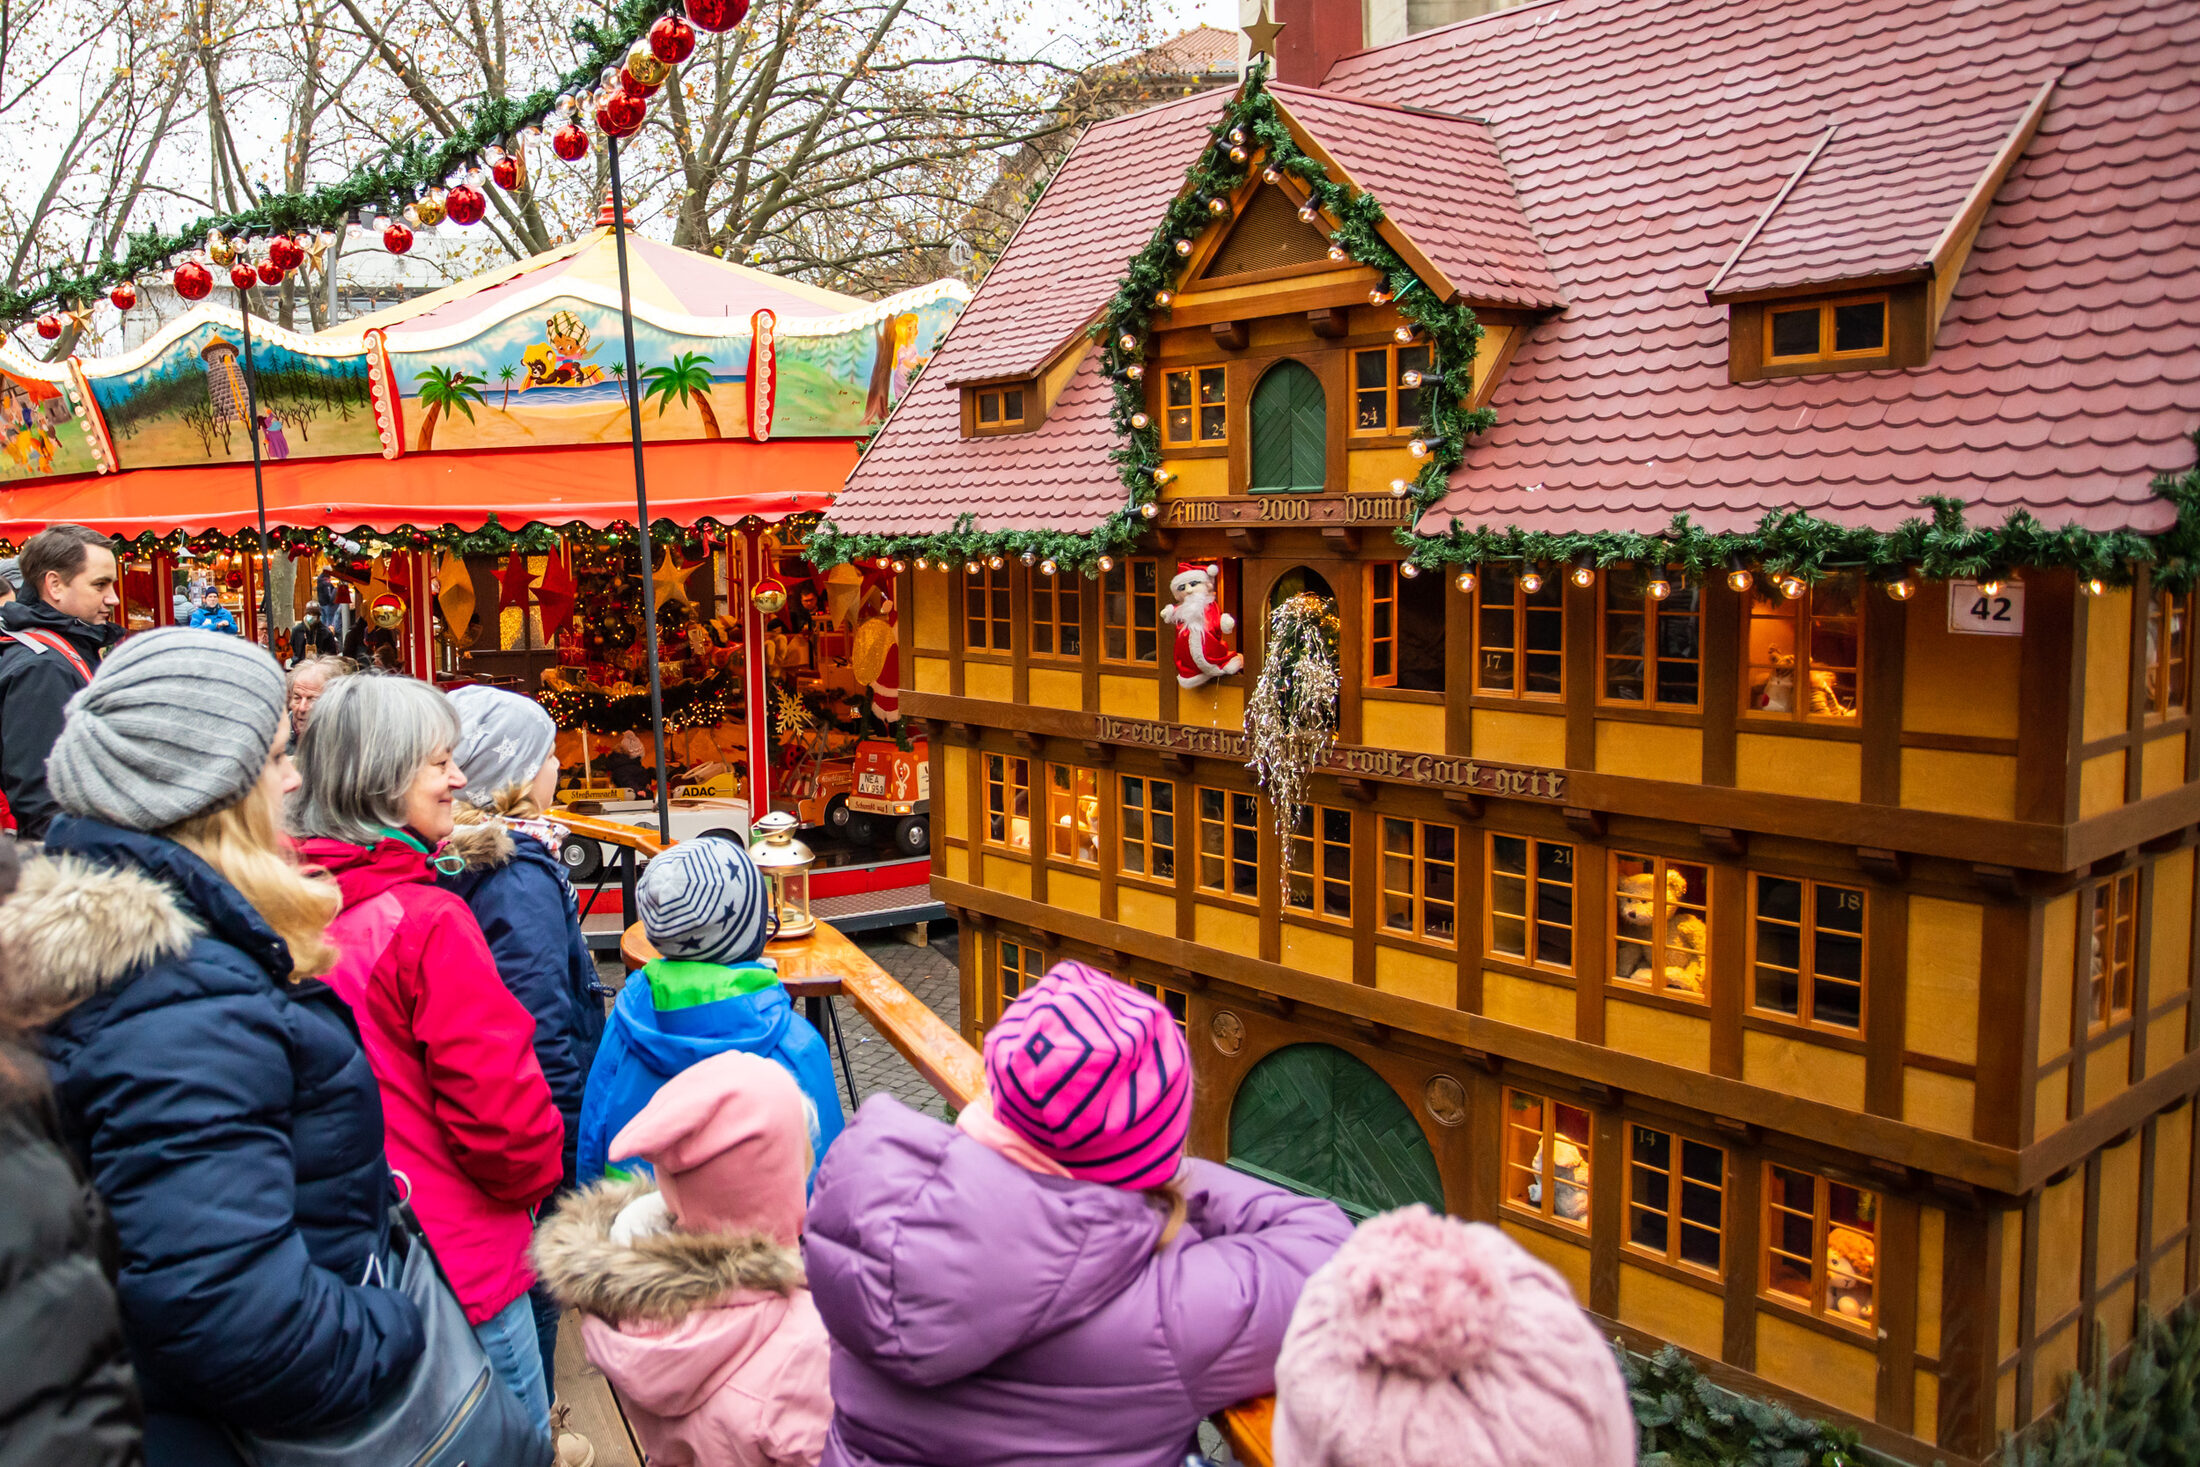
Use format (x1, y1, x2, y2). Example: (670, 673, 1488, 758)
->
(533, 1051, 831, 1467)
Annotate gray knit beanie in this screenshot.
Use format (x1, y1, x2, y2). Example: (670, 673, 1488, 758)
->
(48, 627, 286, 832)
(448, 684, 558, 808)
(0, 559, 21, 597)
(637, 836, 773, 965)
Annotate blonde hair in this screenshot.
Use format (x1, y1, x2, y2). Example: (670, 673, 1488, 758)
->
(1149, 1173, 1189, 1253)
(166, 789, 340, 980)
(452, 783, 543, 826)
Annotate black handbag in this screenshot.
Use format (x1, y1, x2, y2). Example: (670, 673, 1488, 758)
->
(228, 1204, 551, 1467)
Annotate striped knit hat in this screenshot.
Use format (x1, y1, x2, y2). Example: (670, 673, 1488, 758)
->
(637, 835, 773, 966)
(983, 959, 1192, 1190)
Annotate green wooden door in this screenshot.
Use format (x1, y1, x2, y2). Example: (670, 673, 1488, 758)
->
(1227, 1043, 1444, 1219)
(1249, 360, 1326, 493)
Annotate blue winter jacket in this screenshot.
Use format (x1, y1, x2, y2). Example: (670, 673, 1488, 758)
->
(438, 816, 608, 1189)
(15, 817, 423, 1460)
(576, 961, 844, 1185)
(186, 605, 237, 635)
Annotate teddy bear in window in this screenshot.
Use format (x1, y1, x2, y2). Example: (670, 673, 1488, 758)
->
(1614, 867, 1707, 995)
(1826, 1225, 1876, 1322)
(1161, 563, 1242, 689)
(1526, 1136, 1589, 1222)
(1753, 649, 1852, 717)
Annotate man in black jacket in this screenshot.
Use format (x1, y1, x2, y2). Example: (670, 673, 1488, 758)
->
(0, 525, 121, 840)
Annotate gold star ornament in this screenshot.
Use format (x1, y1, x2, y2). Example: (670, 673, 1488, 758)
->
(1243, 1, 1284, 61)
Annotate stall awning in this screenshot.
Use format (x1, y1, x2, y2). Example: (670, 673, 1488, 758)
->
(0, 437, 854, 538)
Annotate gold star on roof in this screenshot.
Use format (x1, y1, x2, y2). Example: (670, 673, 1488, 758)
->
(1243, 1, 1284, 61)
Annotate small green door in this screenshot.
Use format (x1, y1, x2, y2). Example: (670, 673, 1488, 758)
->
(1228, 1043, 1444, 1219)
(1249, 360, 1326, 493)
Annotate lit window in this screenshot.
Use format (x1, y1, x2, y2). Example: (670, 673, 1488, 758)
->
(1031, 573, 1080, 659)
(1489, 834, 1574, 972)
(1162, 366, 1226, 446)
(1101, 559, 1161, 665)
(1601, 568, 1701, 707)
(1366, 562, 1446, 692)
(983, 753, 1030, 851)
(1611, 853, 1709, 1001)
(1285, 805, 1352, 921)
(1475, 566, 1563, 698)
(1118, 775, 1176, 884)
(964, 566, 1011, 652)
(1046, 764, 1101, 866)
(1381, 817, 1457, 946)
(1198, 787, 1259, 901)
(1629, 1126, 1725, 1276)
(1504, 1089, 1590, 1230)
(1764, 297, 1888, 363)
(1744, 573, 1860, 721)
(1351, 343, 1432, 434)
(1751, 875, 1864, 1030)
(1764, 1165, 1877, 1331)
(2087, 870, 2139, 1032)
(2146, 589, 2192, 722)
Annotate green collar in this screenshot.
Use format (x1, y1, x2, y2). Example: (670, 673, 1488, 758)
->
(644, 958, 782, 1011)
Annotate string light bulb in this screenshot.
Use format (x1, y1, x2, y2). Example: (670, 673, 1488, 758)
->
(1130, 411, 1150, 429)
(1297, 202, 1317, 223)
(1228, 126, 1245, 144)
(1020, 551, 1036, 566)
(1399, 562, 1420, 579)
(1455, 569, 1478, 594)
(1327, 244, 1347, 262)
(1140, 502, 1159, 519)
(1098, 555, 1116, 572)
(1229, 146, 1246, 163)
(1407, 437, 1443, 460)
(1519, 567, 1545, 594)
(1978, 576, 2005, 597)
(2081, 576, 2106, 597)
(1173, 238, 1193, 257)
(1369, 289, 1391, 305)
(1724, 554, 1754, 593)
(1885, 572, 1918, 601)
(987, 554, 1005, 570)
(1393, 324, 1419, 344)
(1389, 477, 1411, 497)
(1402, 368, 1437, 389)
(1776, 573, 1806, 600)
(1154, 289, 1172, 307)
(1040, 559, 1058, 576)
(1118, 332, 1138, 352)
(1263, 166, 1281, 184)
(1209, 197, 1229, 215)
(1647, 574, 1672, 601)
(1151, 467, 1174, 485)
(890, 559, 907, 573)
(914, 556, 929, 570)
(966, 561, 981, 575)
(1569, 551, 1597, 588)
(1125, 363, 1144, 380)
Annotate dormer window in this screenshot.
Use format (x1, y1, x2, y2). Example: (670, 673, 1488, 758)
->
(970, 382, 1029, 435)
(1765, 295, 1888, 364)
(1724, 284, 1922, 382)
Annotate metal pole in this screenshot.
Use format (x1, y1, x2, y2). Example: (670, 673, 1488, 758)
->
(606, 134, 673, 840)
(232, 290, 280, 658)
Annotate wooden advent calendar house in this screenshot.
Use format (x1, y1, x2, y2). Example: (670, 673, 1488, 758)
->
(818, 0, 2200, 1460)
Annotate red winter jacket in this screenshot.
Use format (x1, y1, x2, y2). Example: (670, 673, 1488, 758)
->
(303, 834, 563, 1324)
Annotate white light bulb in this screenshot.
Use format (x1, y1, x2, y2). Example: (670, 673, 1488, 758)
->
(1454, 570, 1477, 594)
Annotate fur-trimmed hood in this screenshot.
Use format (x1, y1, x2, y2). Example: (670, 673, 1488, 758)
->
(444, 811, 516, 873)
(0, 854, 199, 1021)
(534, 1178, 804, 1327)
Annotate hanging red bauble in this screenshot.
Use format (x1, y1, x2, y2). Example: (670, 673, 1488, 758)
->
(552, 123, 589, 161)
(491, 154, 525, 191)
(109, 281, 138, 310)
(174, 261, 213, 300)
(444, 183, 486, 226)
(34, 314, 61, 340)
(605, 89, 649, 136)
(649, 14, 697, 63)
(382, 222, 414, 255)
(266, 234, 305, 271)
(684, 0, 747, 33)
(256, 259, 285, 285)
(619, 66, 661, 99)
(230, 263, 259, 291)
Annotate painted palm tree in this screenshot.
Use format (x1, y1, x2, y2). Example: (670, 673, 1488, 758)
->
(414, 366, 486, 451)
(496, 363, 518, 409)
(640, 352, 722, 438)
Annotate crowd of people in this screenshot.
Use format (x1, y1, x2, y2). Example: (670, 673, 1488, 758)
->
(0, 523, 1636, 1467)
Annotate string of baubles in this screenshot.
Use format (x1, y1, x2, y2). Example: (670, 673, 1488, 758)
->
(26, 0, 738, 331)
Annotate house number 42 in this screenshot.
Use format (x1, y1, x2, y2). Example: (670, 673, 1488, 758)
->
(1948, 580, 2025, 637)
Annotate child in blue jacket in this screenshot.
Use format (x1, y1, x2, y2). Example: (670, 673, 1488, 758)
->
(577, 835, 843, 1185)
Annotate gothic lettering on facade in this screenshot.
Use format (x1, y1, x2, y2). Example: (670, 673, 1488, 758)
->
(1089, 714, 1566, 800)
(1156, 493, 1420, 529)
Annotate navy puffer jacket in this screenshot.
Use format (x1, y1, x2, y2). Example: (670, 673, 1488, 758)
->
(4, 817, 423, 1458)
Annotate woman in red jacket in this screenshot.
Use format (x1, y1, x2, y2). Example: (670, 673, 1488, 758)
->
(289, 673, 564, 1446)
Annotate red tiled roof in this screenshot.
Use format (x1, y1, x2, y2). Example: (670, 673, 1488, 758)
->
(1270, 84, 1562, 311)
(1321, 0, 2200, 538)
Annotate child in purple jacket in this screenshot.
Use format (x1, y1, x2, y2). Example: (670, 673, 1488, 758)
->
(802, 960, 1352, 1467)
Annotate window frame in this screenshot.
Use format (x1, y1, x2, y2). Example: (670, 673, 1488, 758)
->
(1742, 576, 1862, 724)
(1030, 571, 1081, 661)
(994, 935, 1044, 1026)
(1133, 978, 1191, 1035)
(1044, 764, 1101, 867)
(963, 565, 1012, 654)
(1761, 1164, 1879, 1334)
(1117, 774, 1178, 887)
(1100, 558, 1162, 667)
(1284, 803, 1353, 925)
(1502, 1089, 1592, 1233)
(1610, 851, 1712, 1003)
(971, 382, 1030, 435)
(1486, 832, 1576, 974)
(1196, 785, 1261, 904)
(1473, 565, 1565, 700)
(1598, 568, 1703, 710)
(1627, 1124, 1727, 1278)
(2085, 868, 2140, 1034)
(982, 752, 1031, 853)
(2146, 588, 2193, 724)
(1762, 294, 1890, 365)
(1367, 560, 1400, 688)
(1380, 816, 1459, 948)
(1747, 873, 1867, 1033)
(1160, 364, 1227, 448)
(1349, 342, 1433, 438)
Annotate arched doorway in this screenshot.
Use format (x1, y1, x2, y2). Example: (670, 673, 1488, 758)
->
(1249, 360, 1325, 493)
(1227, 1043, 1445, 1219)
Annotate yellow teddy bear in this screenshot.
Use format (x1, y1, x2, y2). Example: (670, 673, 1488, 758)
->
(1614, 867, 1707, 994)
(1826, 1225, 1876, 1321)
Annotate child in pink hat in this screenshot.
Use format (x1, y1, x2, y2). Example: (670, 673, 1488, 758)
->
(1273, 1205, 1636, 1467)
(534, 1050, 831, 1467)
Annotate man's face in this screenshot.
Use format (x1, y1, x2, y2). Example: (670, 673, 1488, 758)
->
(288, 667, 329, 725)
(46, 546, 119, 624)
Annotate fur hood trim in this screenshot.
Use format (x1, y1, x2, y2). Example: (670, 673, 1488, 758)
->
(533, 1178, 804, 1326)
(0, 855, 200, 1020)
(444, 812, 515, 872)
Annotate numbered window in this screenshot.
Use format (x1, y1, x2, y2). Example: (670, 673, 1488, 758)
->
(1475, 566, 1564, 699)
(1504, 1090, 1591, 1230)
(964, 566, 1011, 653)
(2146, 589, 2192, 722)
(2085, 869, 2139, 1032)
(1750, 875, 1865, 1031)
(1198, 787, 1260, 901)
(1031, 574, 1081, 660)
(1764, 1166, 1877, 1331)
(1351, 342, 1433, 434)
(1381, 817, 1457, 946)
(1612, 854, 1709, 1001)
(983, 753, 1031, 851)
(995, 936, 1045, 1023)
(1764, 296, 1888, 364)
(1118, 775, 1176, 884)
(1046, 765, 1101, 866)
(1601, 568, 1701, 708)
(1366, 563, 1447, 692)
(1489, 834, 1575, 972)
(1162, 366, 1227, 446)
(1629, 1126, 1725, 1276)
(1286, 805, 1353, 922)
(1133, 979, 1190, 1034)
(1101, 559, 1161, 665)
(1745, 574, 1860, 721)
(973, 383, 1027, 431)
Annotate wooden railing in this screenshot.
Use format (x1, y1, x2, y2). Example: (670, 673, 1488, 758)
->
(619, 918, 1274, 1463)
(551, 809, 666, 860)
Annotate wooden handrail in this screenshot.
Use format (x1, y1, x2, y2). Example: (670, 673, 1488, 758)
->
(551, 808, 666, 859)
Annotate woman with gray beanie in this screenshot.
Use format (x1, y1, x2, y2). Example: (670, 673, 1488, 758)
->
(0, 628, 424, 1467)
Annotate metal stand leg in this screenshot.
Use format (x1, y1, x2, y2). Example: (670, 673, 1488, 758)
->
(825, 997, 859, 1112)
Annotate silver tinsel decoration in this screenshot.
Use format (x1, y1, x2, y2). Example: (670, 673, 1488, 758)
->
(1244, 593, 1341, 861)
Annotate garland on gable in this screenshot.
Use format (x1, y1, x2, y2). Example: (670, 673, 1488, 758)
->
(17, 513, 731, 564)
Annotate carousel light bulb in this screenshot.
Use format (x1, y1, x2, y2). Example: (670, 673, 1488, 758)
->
(1399, 562, 1420, 579)
(1776, 573, 1806, 599)
(1647, 575, 1672, 600)
(1040, 559, 1058, 576)
(1455, 569, 1478, 594)
(1519, 568, 1544, 594)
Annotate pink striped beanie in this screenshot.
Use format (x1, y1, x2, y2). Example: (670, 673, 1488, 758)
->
(982, 960, 1192, 1190)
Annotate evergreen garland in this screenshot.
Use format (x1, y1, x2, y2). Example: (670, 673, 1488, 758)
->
(0, 0, 674, 325)
(49, 512, 724, 562)
(1624, 1345, 1864, 1467)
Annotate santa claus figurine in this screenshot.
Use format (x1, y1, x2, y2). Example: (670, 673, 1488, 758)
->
(849, 568, 902, 730)
(1162, 562, 1243, 689)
